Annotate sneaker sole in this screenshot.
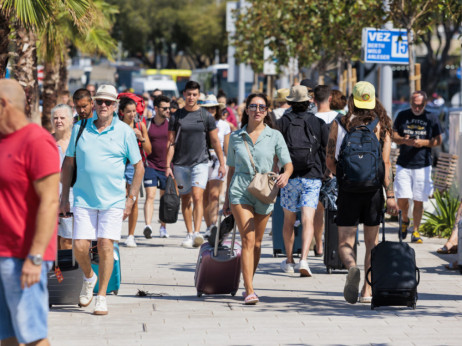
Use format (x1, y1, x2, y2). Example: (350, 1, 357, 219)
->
(93, 310, 108, 315)
(344, 267, 360, 304)
(299, 268, 312, 277)
(143, 229, 152, 239)
(79, 297, 93, 307)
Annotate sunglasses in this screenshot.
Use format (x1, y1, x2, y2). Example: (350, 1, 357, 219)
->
(158, 106, 170, 111)
(248, 104, 267, 112)
(95, 100, 114, 106)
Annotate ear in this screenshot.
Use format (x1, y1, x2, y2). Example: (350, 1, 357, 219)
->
(328, 95, 332, 102)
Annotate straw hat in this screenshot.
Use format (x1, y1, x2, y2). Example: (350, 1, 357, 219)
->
(286, 85, 312, 102)
(275, 88, 290, 102)
(201, 95, 226, 109)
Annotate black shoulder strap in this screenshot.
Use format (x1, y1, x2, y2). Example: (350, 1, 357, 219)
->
(75, 119, 87, 149)
(334, 114, 346, 130)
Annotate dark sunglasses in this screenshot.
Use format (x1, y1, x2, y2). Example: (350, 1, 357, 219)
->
(248, 104, 267, 112)
(95, 100, 114, 106)
(159, 106, 170, 111)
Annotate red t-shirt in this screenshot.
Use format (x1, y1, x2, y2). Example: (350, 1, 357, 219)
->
(0, 124, 60, 261)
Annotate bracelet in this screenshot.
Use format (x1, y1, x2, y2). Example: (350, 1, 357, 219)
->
(387, 195, 395, 199)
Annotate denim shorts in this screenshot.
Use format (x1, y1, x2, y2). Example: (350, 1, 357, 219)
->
(280, 177, 322, 212)
(0, 257, 53, 344)
(124, 163, 135, 185)
(173, 163, 209, 195)
(144, 166, 167, 190)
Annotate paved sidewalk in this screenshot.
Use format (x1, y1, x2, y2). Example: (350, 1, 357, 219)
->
(49, 196, 462, 345)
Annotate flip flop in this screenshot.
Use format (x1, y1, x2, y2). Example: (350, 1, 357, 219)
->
(437, 245, 458, 254)
(244, 292, 259, 305)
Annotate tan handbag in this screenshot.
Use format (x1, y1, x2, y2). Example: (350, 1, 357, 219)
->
(243, 136, 279, 204)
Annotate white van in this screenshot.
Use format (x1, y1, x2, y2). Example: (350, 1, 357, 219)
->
(132, 75, 179, 98)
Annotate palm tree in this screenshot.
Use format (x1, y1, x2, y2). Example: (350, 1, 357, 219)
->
(39, 0, 117, 130)
(0, 0, 92, 123)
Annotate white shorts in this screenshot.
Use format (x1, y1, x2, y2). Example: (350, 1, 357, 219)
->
(394, 165, 433, 202)
(208, 152, 226, 182)
(73, 206, 124, 241)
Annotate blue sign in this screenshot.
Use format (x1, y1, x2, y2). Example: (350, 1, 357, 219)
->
(362, 28, 409, 64)
(457, 68, 461, 80)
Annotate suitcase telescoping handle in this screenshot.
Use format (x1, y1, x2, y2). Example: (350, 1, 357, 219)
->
(56, 212, 76, 267)
(381, 209, 402, 243)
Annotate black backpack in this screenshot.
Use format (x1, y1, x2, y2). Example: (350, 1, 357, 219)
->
(159, 176, 180, 223)
(336, 115, 384, 193)
(282, 113, 319, 172)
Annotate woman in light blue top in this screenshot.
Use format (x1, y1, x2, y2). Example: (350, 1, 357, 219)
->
(224, 93, 293, 305)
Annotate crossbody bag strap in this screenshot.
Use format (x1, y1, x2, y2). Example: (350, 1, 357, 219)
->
(241, 134, 257, 176)
(75, 119, 87, 148)
(200, 108, 213, 160)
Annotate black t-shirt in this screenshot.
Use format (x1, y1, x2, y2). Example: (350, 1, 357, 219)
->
(168, 108, 217, 166)
(277, 111, 329, 179)
(393, 108, 442, 169)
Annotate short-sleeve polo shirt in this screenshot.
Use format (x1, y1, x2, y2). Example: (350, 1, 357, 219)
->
(66, 114, 141, 209)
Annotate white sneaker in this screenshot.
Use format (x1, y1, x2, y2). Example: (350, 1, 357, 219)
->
(125, 235, 137, 248)
(193, 232, 204, 247)
(93, 295, 108, 315)
(79, 274, 98, 307)
(204, 226, 212, 239)
(280, 260, 295, 273)
(182, 234, 193, 248)
(159, 226, 169, 238)
(295, 259, 312, 277)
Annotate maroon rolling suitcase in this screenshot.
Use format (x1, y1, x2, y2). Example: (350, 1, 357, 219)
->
(194, 213, 241, 297)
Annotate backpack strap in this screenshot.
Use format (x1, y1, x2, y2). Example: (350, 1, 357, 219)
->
(75, 119, 87, 149)
(365, 117, 380, 132)
(334, 114, 346, 130)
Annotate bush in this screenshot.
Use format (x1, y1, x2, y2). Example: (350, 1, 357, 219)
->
(420, 190, 460, 238)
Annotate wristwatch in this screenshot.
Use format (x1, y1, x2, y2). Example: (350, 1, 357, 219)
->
(27, 254, 43, 266)
(127, 194, 137, 202)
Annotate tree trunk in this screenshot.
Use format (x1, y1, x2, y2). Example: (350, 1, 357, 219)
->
(58, 54, 68, 93)
(12, 23, 40, 125)
(0, 11, 10, 79)
(407, 29, 416, 96)
(42, 59, 59, 131)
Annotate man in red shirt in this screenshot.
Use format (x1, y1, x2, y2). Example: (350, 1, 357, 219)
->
(0, 79, 60, 345)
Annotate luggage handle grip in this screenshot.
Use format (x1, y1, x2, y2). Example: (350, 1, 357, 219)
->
(416, 267, 420, 285)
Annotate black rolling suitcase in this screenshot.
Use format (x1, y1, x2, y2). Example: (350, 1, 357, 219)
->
(47, 213, 83, 307)
(367, 212, 420, 310)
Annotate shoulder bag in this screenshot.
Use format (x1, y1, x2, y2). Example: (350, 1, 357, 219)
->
(242, 134, 279, 204)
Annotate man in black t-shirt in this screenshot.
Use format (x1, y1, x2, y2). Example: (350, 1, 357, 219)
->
(393, 91, 442, 243)
(277, 85, 329, 277)
(166, 81, 226, 248)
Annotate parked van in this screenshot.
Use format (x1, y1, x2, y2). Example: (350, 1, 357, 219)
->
(132, 75, 179, 98)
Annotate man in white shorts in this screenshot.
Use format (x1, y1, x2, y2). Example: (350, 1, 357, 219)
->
(60, 85, 144, 315)
(393, 91, 442, 243)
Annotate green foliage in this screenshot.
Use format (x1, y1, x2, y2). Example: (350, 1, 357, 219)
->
(420, 190, 460, 238)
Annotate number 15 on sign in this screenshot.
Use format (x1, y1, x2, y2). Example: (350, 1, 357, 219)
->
(392, 35, 408, 58)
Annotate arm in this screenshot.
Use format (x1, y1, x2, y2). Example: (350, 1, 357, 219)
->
(209, 128, 226, 178)
(382, 132, 399, 215)
(326, 121, 338, 174)
(22, 173, 60, 289)
(124, 160, 145, 220)
(165, 130, 176, 178)
(392, 130, 413, 146)
(60, 156, 75, 214)
(276, 162, 293, 188)
(223, 133, 230, 157)
(140, 122, 152, 155)
(413, 134, 442, 148)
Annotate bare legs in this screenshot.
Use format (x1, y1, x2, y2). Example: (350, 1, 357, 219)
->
(144, 186, 166, 229)
(283, 207, 316, 263)
(398, 198, 424, 233)
(231, 203, 271, 295)
(313, 202, 325, 255)
(203, 180, 223, 228)
(181, 186, 205, 234)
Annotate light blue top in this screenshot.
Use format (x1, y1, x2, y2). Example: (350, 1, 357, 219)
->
(66, 115, 141, 209)
(227, 125, 291, 200)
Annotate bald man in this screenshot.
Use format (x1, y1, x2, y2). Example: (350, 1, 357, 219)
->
(0, 79, 60, 346)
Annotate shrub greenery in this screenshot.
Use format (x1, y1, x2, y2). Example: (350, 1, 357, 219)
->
(420, 190, 460, 238)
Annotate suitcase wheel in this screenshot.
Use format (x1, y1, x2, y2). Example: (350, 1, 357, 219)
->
(197, 292, 203, 297)
(113, 290, 118, 295)
(231, 291, 236, 296)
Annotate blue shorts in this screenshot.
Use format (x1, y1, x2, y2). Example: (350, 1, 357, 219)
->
(144, 166, 167, 190)
(0, 257, 53, 344)
(124, 163, 135, 185)
(173, 163, 209, 195)
(280, 177, 322, 212)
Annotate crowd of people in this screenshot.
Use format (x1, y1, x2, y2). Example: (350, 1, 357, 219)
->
(0, 74, 451, 344)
